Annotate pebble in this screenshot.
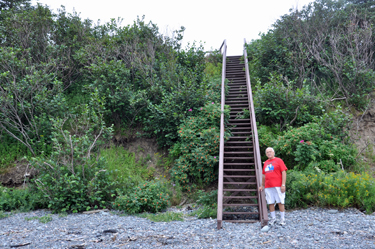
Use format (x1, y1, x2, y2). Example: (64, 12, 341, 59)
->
(327, 209, 339, 214)
(0, 207, 374, 248)
(260, 225, 270, 232)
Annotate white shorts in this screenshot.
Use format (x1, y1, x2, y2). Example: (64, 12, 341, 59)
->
(265, 187, 285, 205)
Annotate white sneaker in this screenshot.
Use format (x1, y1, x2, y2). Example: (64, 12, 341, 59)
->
(268, 218, 277, 226)
(279, 219, 286, 226)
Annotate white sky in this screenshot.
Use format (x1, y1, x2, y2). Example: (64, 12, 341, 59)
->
(32, 0, 313, 55)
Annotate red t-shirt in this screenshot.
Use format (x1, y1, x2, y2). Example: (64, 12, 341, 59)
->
(262, 157, 288, 188)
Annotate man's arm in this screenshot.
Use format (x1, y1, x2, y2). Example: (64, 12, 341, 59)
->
(281, 170, 286, 193)
(259, 174, 266, 191)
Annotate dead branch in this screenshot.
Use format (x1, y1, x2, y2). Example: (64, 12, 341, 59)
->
(289, 106, 300, 126)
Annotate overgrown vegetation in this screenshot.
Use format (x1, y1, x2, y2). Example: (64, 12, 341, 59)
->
(0, 0, 375, 217)
(248, 0, 375, 212)
(113, 181, 170, 214)
(170, 101, 231, 192)
(286, 171, 375, 213)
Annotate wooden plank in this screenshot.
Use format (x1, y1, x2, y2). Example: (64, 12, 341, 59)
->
(243, 38, 268, 226)
(217, 39, 227, 230)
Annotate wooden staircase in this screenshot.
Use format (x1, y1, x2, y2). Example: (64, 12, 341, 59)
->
(217, 41, 268, 229)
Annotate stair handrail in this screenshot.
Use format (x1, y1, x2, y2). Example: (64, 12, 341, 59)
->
(243, 39, 269, 226)
(217, 39, 227, 229)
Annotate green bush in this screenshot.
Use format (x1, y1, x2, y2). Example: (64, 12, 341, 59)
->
(265, 122, 356, 171)
(190, 190, 218, 219)
(143, 74, 224, 147)
(196, 190, 217, 206)
(286, 171, 375, 213)
(170, 102, 231, 191)
(31, 91, 115, 213)
(35, 161, 115, 213)
(0, 186, 46, 212)
(113, 180, 170, 214)
(254, 75, 323, 130)
(313, 106, 352, 141)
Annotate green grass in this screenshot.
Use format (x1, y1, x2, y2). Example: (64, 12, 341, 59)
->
(101, 145, 154, 188)
(0, 211, 10, 219)
(137, 211, 184, 222)
(0, 141, 28, 170)
(25, 214, 52, 223)
(58, 212, 68, 218)
(24, 216, 39, 221)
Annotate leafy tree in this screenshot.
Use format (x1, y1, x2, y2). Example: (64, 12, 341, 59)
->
(0, 47, 65, 155)
(246, 0, 375, 107)
(0, 0, 30, 12)
(31, 89, 114, 213)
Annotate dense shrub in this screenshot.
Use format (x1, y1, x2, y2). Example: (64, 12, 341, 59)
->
(34, 160, 115, 213)
(113, 181, 170, 214)
(286, 171, 375, 213)
(254, 75, 323, 130)
(259, 122, 356, 171)
(313, 106, 352, 141)
(143, 73, 223, 147)
(170, 102, 231, 191)
(194, 190, 217, 219)
(31, 91, 115, 213)
(0, 186, 46, 211)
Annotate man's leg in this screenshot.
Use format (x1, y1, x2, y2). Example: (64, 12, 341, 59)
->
(268, 203, 276, 223)
(278, 203, 286, 224)
(269, 204, 275, 212)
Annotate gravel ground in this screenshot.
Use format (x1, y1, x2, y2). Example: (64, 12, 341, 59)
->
(0, 207, 375, 249)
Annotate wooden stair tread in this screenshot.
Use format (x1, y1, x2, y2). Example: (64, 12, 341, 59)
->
(224, 163, 255, 165)
(223, 182, 257, 184)
(223, 169, 255, 171)
(223, 212, 259, 215)
(223, 189, 257, 192)
(223, 204, 258, 206)
(224, 220, 259, 223)
(224, 151, 254, 154)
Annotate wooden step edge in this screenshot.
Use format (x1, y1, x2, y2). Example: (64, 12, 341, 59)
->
(223, 163, 255, 165)
(223, 169, 255, 171)
(224, 145, 253, 148)
(223, 196, 258, 198)
(223, 182, 257, 185)
(223, 204, 259, 207)
(223, 212, 259, 215)
(223, 189, 258, 192)
(224, 151, 254, 154)
(223, 175, 256, 178)
(224, 220, 259, 223)
(225, 142, 253, 144)
(224, 157, 254, 160)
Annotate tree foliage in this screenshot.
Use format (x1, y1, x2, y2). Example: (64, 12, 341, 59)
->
(246, 0, 375, 107)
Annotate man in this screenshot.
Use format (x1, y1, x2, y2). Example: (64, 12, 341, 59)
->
(259, 147, 287, 226)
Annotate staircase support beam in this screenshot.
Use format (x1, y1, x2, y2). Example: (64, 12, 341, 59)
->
(217, 40, 227, 230)
(243, 39, 269, 227)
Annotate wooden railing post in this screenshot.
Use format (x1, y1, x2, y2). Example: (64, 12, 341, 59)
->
(217, 39, 227, 229)
(243, 39, 269, 226)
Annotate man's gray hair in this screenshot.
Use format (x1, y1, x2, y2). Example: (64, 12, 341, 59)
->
(265, 147, 275, 153)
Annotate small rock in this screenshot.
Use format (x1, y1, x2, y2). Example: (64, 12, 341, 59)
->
(261, 225, 270, 232)
(328, 210, 338, 214)
(103, 229, 118, 233)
